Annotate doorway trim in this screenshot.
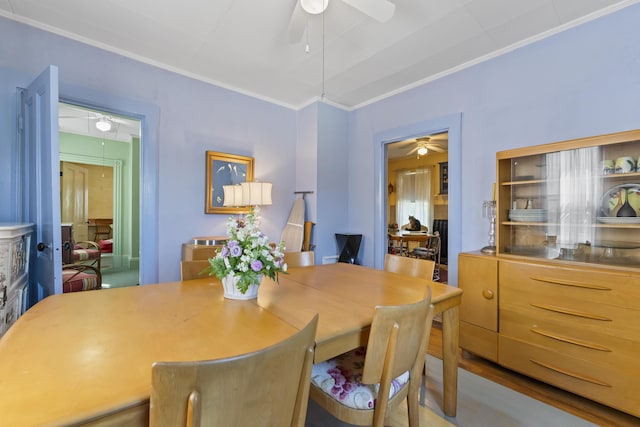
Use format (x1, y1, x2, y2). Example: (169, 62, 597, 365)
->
(59, 153, 124, 266)
(374, 113, 462, 285)
(58, 92, 159, 285)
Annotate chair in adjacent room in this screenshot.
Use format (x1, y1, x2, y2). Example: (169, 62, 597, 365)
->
(62, 264, 102, 293)
(283, 251, 315, 267)
(62, 223, 102, 270)
(411, 231, 441, 281)
(309, 288, 434, 427)
(180, 260, 211, 281)
(384, 253, 435, 282)
(92, 218, 112, 241)
(149, 314, 318, 427)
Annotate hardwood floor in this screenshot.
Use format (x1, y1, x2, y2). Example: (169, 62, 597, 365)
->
(428, 323, 640, 427)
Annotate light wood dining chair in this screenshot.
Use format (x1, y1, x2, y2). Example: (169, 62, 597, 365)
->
(384, 253, 435, 282)
(180, 260, 211, 281)
(284, 251, 315, 267)
(384, 253, 436, 376)
(149, 314, 318, 427)
(310, 288, 434, 427)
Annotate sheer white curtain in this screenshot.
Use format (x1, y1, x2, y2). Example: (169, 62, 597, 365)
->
(546, 147, 601, 246)
(396, 168, 432, 230)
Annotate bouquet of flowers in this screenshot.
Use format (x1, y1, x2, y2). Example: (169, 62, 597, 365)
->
(206, 207, 287, 294)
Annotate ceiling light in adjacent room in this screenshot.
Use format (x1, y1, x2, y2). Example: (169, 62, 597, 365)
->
(95, 118, 112, 132)
(417, 146, 428, 156)
(301, 0, 329, 14)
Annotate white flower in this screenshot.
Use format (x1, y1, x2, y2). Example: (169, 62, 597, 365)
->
(206, 206, 287, 293)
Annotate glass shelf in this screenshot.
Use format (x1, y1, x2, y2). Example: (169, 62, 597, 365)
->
(496, 129, 640, 269)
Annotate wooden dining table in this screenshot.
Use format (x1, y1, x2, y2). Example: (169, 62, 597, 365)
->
(0, 262, 462, 426)
(388, 231, 432, 256)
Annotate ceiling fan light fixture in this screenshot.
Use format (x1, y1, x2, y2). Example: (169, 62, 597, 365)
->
(95, 118, 112, 132)
(417, 146, 428, 156)
(301, 0, 329, 15)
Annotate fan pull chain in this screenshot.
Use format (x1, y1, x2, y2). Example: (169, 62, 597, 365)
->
(305, 16, 310, 53)
(101, 140, 106, 178)
(321, 0, 326, 99)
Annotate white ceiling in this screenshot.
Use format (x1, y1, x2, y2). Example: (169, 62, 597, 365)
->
(59, 103, 141, 143)
(2, 0, 636, 109)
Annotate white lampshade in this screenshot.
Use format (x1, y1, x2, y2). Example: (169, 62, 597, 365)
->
(417, 146, 428, 156)
(95, 118, 112, 132)
(222, 185, 243, 207)
(241, 182, 272, 206)
(301, 0, 329, 14)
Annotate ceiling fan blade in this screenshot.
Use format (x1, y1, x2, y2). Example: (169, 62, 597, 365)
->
(406, 146, 419, 155)
(287, 1, 307, 43)
(341, 0, 395, 22)
(426, 145, 446, 153)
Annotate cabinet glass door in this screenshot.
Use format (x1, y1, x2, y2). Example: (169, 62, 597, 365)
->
(497, 130, 640, 268)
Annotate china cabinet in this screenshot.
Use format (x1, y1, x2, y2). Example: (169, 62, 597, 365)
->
(459, 129, 640, 417)
(0, 223, 33, 338)
(497, 129, 640, 266)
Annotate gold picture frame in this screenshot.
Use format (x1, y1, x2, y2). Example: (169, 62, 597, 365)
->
(205, 151, 254, 214)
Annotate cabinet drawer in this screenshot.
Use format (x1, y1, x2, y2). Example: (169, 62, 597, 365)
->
(500, 260, 640, 310)
(500, 303, 639, 370)
(0, 292, 20, 337)
(499, 335, 640, 418)
(460, 321, 498, 362)
(459, 253, 498, 331)
(501, 287, 640, 342)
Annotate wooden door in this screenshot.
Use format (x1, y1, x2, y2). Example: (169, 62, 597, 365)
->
(61, 162, 89, 241)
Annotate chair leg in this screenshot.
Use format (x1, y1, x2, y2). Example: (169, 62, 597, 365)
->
(407, 379, 421, 427)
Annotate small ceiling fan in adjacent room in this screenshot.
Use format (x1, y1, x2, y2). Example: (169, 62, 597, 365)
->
(58, 103, 140, 143)
(387, 134, 449, 160)
(287, 0, 396, 42)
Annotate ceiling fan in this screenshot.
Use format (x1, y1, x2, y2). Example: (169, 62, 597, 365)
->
(59, 105, 129, 133)
(287, 0, 396, 43)
(392, 135, 448, 159)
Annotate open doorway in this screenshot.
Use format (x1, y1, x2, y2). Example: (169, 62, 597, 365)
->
(386, 132, 449, 280)
(58, 102, 141, 287)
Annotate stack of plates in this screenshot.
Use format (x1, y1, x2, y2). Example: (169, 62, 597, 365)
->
(508, 209, 548, 222)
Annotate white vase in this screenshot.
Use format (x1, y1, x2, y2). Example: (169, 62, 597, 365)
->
(221, 275, 261, 300)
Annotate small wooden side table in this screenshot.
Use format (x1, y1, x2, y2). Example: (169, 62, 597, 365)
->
(181, 236, 228, 261)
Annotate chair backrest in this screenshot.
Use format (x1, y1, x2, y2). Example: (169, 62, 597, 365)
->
(361, 288, 434, 425)
(383, 253, 435, 281)
(426, 231, 440, 252)
(180, 260, 212, 281)
(149, 314, 318, 427)
(284, 251, 315, 267)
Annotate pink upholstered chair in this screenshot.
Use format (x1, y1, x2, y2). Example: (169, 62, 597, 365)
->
(62, 264, 102, 293)
(62, 224, 102, 270)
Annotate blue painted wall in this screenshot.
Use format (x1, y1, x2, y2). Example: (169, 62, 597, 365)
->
(346, 4, 640, 284)
(2, 4, 640, 285)
(0, 16, 298, 283)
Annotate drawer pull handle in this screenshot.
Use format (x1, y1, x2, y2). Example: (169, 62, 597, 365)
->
(530, 303, 611, 321)
(530, 328, 612, 352)
(482, 290, 494, 300)
(530, 358, 611, 387)
(530, 276, 611, 291)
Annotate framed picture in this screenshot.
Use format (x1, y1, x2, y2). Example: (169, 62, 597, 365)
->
(439, 162, 448, 195)
(205, 151, 254, 214)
